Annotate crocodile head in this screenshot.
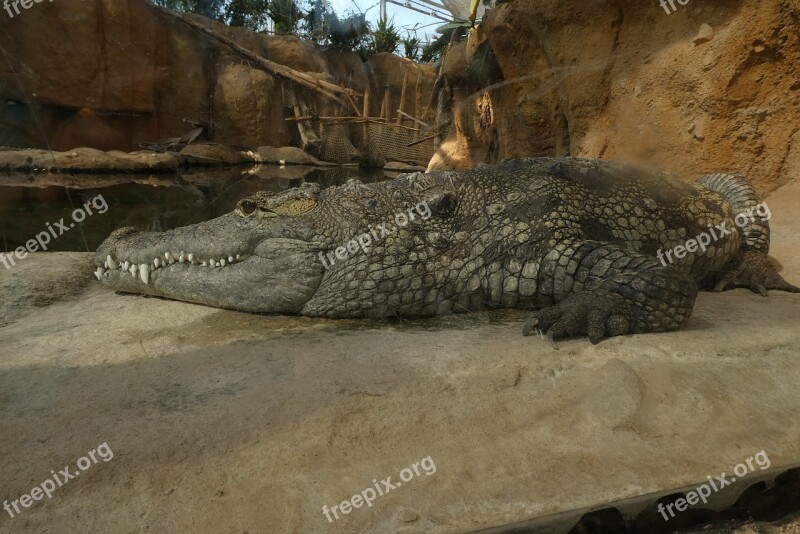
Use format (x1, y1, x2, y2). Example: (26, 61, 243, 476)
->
(94, 184, 328, 313)
(94, 176, 447, 315)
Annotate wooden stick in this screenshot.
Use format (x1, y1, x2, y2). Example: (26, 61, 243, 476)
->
(381, 85, 393, 121)
(153, 4, 361, 112)
(285, 116, 366, 122)
(415, 71, 422, 120)
(396, 70, 409, 126)
(293, 101, 312, 150)
(362, 88, 371, 143)
(347, 94, 361, 118)
(282, 117, 421, 132)
(368, 119, 420, 132)
(406, 121, 451, 146)
(292, 96, 322, 153)
(406, 132, 437, 147)
(362, 89, 371, 117)
(396, 110, 429, 128)
(423, 74, 444, 124)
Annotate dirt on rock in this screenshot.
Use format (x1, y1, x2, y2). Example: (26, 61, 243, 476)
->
(0, 0, 436, 153)
(428, 0, 800, 196)
(0, 175, 798, 534)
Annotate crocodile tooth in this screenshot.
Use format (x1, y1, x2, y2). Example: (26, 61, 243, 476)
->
(188, 253, 196, 264)
(106, 255, 117, 270)
(201, 261, 207, 267)
(122, 261, 130, 271)
(179, 253, 186, 263)
(235, 254, 241, 260)
(164, 252, 171, 262)
(129, 264, 138, 277)
(94, 267, 105, 280)
(139, 264, 150, 284)
(228, 256, 234, 263)
(220, 259, 227, 267)
(154, 257, 161, 268)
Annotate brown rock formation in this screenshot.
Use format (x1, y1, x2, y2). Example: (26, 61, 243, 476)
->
(428, 0, 800, 194)
(0, 0, 435, 155)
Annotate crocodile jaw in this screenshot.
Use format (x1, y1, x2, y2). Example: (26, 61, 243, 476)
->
(93, 214, 323, 313)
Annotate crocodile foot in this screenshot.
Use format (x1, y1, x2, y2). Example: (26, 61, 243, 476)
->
(713, 251, 800, 296)
(522, 289, 633, 346)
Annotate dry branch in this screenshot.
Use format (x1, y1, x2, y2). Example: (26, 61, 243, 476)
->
(153, 4, 361, 113)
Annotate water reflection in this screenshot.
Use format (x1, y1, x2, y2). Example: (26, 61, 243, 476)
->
(0, 165, 392, 252)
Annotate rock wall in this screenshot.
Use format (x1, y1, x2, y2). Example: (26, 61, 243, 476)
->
(428, 0, 800, 194)
(0, 0, 435, 153)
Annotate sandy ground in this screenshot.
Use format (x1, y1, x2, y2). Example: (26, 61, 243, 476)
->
(1, 181, 799, 533)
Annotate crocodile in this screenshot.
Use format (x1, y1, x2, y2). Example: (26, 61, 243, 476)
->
(93, 157, 799, 343)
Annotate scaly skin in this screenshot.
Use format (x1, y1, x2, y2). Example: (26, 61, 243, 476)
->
(94, 157, 799, 343)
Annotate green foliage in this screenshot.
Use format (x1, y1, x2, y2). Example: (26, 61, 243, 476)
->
(303, 4, 389, 57)
(225, 0, 270, 30)
(401, 34, 421, 61)
(303, 0, 328, 42)
(420, 37, 446, 63)
(152, 0, 224, 19)
(153, 0, 431, 62)
(368, 17, 400, 55)
(265, 0, 303, 33)
(302, 1, 370, 52)
(419, 28, 464, 63)
(153, 0, 296, 32)
(327, 12, 371, 51)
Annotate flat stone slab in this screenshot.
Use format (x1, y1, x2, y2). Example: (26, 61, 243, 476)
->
(0, 148, 181, 173)
(178, 143, 255, 166)
(1, 182, 799, 532)
(384, 161, 427, 172)
(0, 144, 260, 174)
(256, 145, 338, 166)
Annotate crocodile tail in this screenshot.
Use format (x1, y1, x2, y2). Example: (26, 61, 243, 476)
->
(697, 172, 770, 254)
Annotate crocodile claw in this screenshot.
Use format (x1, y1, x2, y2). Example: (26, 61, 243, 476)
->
(713, 251, 800, 296)
(522, 318, 558, 349)
(522, 290, 632, 345)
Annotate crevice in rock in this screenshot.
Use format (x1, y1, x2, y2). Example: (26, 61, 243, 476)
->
(556, 107, 571, 157)
(474, 466, 800, 534)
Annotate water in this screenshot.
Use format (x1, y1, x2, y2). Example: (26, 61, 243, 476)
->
(0, 165, 391, 252)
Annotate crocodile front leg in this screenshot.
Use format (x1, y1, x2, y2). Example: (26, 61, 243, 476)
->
(523, 240, 698, 344)
(712, 250, 800, 296)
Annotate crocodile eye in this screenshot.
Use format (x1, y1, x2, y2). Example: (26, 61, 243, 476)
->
(239, 200, 256, 216)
